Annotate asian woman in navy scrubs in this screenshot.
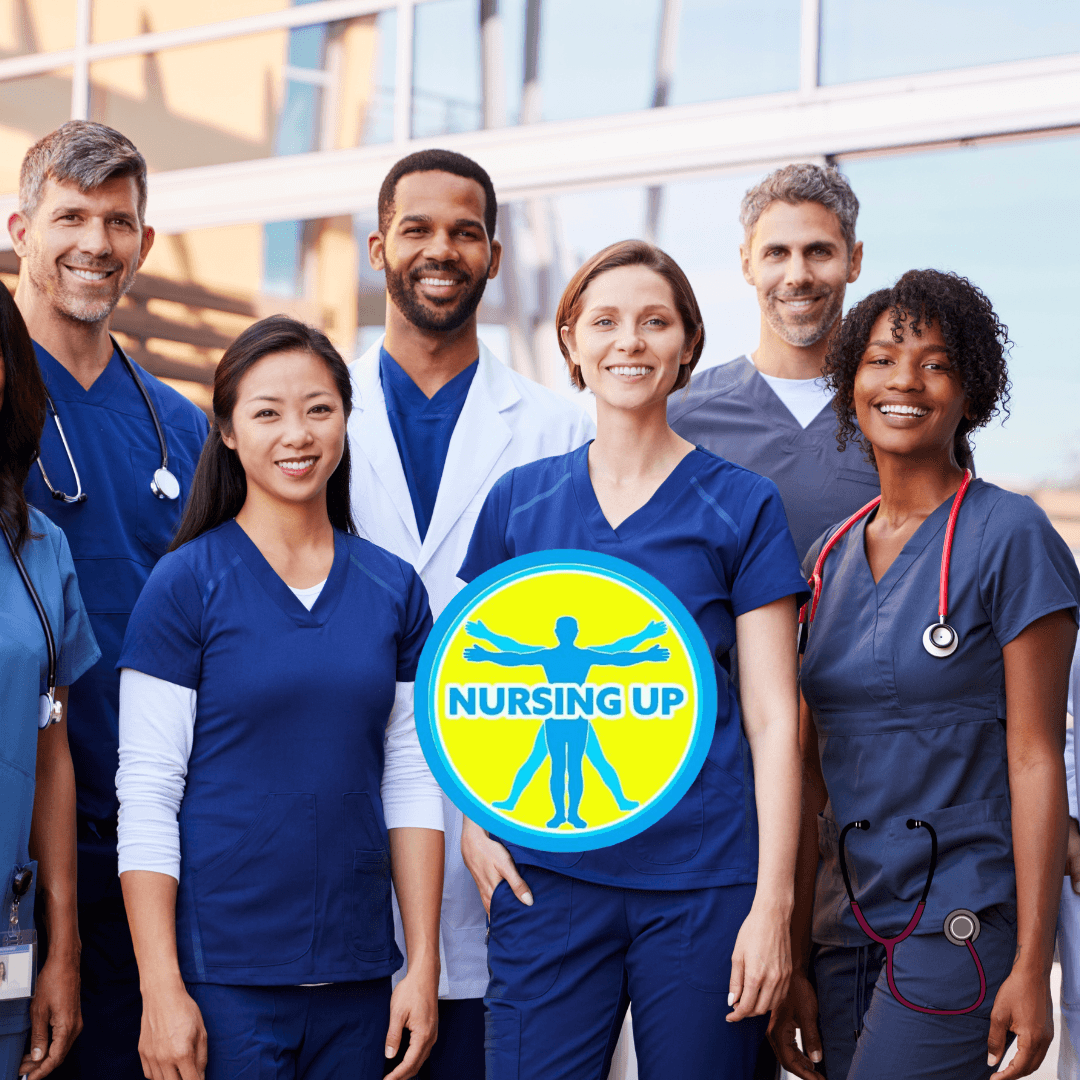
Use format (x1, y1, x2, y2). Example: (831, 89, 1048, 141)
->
(771, 271, 1080, 1080)
(115, 317, 445, 1080)
(459, 241, 810, 1079)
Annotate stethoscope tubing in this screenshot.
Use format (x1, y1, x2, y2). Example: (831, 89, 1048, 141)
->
(838, 820, 987, 1016)
(36, 336, 171, 503)
(1, 523, 58, 708)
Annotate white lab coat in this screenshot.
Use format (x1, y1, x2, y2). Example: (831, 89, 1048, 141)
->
(347, 335, 594, 998)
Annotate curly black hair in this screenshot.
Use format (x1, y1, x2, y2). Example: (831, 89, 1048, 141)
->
(824, 269, 1010, 468)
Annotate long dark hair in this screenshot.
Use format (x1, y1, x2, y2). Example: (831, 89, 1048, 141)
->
(0, 284, 47, 550)
(171, 316, 357, 550)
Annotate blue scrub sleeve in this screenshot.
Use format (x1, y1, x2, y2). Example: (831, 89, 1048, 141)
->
(728, 477, 811, 617)
(118, 551, 204, 690)
(396, 564, 433, 681)
(52, 525, 101, 689)
(458, 469, 514, 584)
(978, 493, 1080, 647)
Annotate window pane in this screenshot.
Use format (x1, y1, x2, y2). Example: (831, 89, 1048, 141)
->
(0, 0, 79, 51)
(91, 0, 283, 45)
(670, 0, 799, 105)
(412, 0, 482, 137)
(841, 135, 1080, 486)
(821, 0, 1080, 84)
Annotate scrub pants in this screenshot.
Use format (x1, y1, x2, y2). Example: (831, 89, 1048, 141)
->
(0, 1032, 25, 1080)
(812, 905, 1017, 1080)
(188, 979, 391, 1079)
(1057, 877, 1080, 1079)
(50, 823, 142, 1080)
(415, 998, 485, 1079)
(485, 866, 766, 1080)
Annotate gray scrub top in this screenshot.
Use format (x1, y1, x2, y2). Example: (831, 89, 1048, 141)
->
(668, 356, 880, 560)
(800, 481, 1080, 947)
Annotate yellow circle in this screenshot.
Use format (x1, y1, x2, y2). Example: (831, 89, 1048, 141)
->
(433, 568, 699, 835)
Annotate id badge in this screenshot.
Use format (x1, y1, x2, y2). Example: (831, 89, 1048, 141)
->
(0, 930, 37, 1000)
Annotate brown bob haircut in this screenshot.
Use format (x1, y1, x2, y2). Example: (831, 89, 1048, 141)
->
(556, 240, 705, 394)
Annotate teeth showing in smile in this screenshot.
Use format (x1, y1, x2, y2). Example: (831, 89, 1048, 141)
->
(68, 267, 111, 281)
(276, 457, 317, 476)
(781, 297, 818, 310)
(418, 277, 459, 287)
(609, 366, 652, 377)
(878, 404, 928, 417)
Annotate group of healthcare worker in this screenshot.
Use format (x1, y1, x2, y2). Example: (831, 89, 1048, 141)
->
(2, 111, 1078, 1080)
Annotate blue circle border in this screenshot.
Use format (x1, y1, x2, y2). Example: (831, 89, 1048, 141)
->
(414, 549, 718, 852)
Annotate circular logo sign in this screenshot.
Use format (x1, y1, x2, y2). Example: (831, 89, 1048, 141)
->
(415, 550, 716, 851)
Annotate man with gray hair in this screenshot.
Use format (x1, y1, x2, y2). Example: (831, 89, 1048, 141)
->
(669, 163, 879, 561)
(10, 121, 208, 1080)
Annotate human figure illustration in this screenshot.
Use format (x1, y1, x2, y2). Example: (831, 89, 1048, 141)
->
(463, 616, 669, 828)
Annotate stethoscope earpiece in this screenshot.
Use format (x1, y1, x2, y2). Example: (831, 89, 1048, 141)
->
(922, 621, 959, 658)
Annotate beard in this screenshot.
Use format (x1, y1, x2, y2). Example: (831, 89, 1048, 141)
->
(26, 245, 137, 326)
(762, 284, 845, 349)
(384, 257, 490, 334)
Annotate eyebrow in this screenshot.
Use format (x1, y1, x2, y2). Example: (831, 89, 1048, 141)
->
(398, 214, 484, 231)
(249, 390, 334, 402)
(866, 339, 948, 351)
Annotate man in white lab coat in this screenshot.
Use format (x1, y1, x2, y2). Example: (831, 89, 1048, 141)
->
(348, 149, 593, 1079)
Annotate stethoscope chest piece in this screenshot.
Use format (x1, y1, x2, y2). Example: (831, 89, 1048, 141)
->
(922, 621, 959, 658)
(151, 467, 180, 501)
(944, 908, 980, 946)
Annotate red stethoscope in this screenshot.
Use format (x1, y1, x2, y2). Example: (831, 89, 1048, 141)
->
(799, 469, 973, 658)
(803, 469, 987, 1015)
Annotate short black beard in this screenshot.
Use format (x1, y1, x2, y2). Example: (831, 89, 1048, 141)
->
(384, 258, 489, 334)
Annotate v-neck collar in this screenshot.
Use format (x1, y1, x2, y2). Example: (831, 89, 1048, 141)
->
(733, 356, 835, 441)
(222, 519, 349, 627)
(379, 346, 478, 415)
(34, 340, 124, 403)
(571, 442, 704, 543)
(857, 488, 959, 605)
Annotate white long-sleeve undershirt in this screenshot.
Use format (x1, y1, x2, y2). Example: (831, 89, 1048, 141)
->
(116, 580, 443, 880)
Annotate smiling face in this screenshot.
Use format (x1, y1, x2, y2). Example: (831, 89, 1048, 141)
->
(11, 175, 153, 325)
(561, 264, 695, 413)
(369, 170, 501, 335)
(220, 349, 346, 512)
(854, 310, 968, 466)
(741, 200, 862, 349)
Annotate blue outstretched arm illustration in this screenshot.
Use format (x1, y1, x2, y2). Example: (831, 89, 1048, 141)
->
(464, 616, 669, 828)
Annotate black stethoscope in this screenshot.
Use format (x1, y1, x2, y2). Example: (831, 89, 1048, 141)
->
(36, 336, 180, 504)
(1, 525, 62, 727)
(800, 469, 973, 657)
(838, 819, 986, 1015)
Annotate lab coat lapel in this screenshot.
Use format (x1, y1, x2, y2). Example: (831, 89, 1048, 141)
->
(419, 342, 515, 571)
(349, 337, 422, 548)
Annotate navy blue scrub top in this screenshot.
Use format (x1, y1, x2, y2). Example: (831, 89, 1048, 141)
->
(668, 356, 881, 560)
(800, 480, 1080, 947)
(380, 346, 477, 542)
(118, 520, 432, 985)
(459, 444, 809, 890)
(1, 510, 99, 1035)
(25, 342, 208, 822)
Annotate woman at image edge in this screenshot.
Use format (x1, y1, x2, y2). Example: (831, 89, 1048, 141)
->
(460, 241, 808, 1078)
(770, 270, 1079, 1080)
(115, 317, 444, 1079)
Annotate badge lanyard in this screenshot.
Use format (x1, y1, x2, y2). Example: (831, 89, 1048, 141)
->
(36, 336, 180, 504)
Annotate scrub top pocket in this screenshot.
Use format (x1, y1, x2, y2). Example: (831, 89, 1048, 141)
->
(191, 793, 317, 969)
(130, 448, 184, 558)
